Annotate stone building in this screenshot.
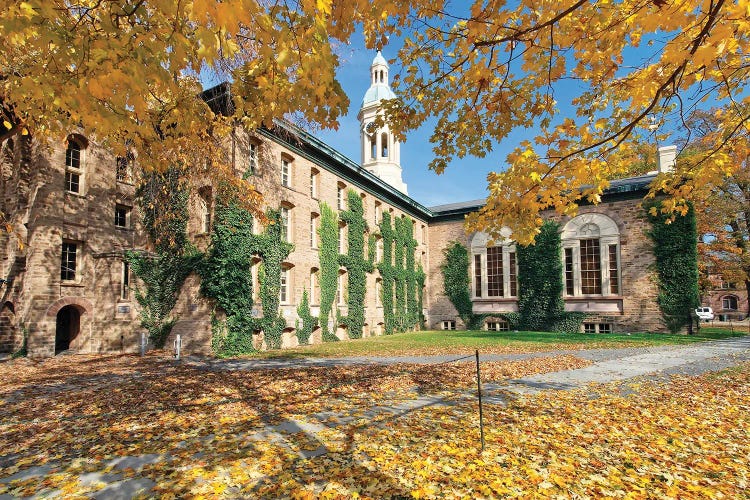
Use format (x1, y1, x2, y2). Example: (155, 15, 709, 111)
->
(0, 52, 682, 357)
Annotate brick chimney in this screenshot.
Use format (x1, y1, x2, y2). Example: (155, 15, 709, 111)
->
(657, 145, 677, 173)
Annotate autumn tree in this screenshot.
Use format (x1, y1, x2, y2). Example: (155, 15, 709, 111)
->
(683, 110, 750, 314)
(2, 1, 749, 244)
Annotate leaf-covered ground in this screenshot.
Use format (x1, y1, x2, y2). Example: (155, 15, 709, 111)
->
(0, 354, 748, 498)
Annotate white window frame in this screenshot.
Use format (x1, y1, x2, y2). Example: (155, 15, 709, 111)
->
(61, 240, 80, 282)
(280, 268, 289, 303)
(560, 213, 621, 297)
(280, 206, 291, 243)
(281, 157, 291, 187)
(65, 138, 84, 194)
(470, 231, 518, 299)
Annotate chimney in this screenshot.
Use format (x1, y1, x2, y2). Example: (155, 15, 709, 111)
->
(657, 145, 677, 173)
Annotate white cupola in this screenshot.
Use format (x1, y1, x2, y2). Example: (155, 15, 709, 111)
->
(357, 51, 407, 194)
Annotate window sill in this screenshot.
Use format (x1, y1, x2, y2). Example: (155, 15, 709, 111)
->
(115, 226, 132, 231)
(64, 191, 85, 198)
(61, 281, 84, 288)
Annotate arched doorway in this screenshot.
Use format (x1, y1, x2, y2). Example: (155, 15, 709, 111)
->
(55, 305, 81, 354)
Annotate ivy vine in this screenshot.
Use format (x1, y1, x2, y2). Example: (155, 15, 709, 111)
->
(516, 220, 585, 333)
(127, 167, 199, 348)
(440, 241, 484, 329)
(378, 213, 422, 333)
(317, 201, 339, 342)
(646, 201, 700, 333)
(296, 289, 318, 344)
(338, 190, 374, 339)
(200, 201, 292, 355)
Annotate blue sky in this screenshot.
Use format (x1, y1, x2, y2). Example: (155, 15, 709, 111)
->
(312, 35, 518, 208)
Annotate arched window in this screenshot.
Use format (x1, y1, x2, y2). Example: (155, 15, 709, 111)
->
(722, 295, 738, 311)
(470, 229, 518, 299)
(560, 213, 620, 296)
(381, 133, 388, 157)
(370, 137, 377, 160)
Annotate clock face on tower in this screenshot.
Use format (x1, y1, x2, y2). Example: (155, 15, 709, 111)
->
(365, 121, 376, 135)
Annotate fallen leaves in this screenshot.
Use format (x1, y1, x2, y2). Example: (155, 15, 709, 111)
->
(0, 354, 748, 498)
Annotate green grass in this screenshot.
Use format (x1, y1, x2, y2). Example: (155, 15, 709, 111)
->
(245, 328, 747, 359)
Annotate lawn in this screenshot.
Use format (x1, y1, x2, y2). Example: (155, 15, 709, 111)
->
(0, 354, 747, 498)
(248, 328, 747, 359)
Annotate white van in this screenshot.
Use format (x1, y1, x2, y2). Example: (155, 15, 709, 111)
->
(695, 307, 714, 321)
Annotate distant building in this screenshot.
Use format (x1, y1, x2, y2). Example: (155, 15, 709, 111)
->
(0, 53, 688, 357)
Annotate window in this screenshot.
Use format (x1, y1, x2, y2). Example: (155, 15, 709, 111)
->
(421, 225, 426, 245)
(281, 157, 291, 187)
(337, 184, 346, 210)
(374, 202, 382, 225)
(247, 142, 257, 176)
(65, 138, 83, 194)
(375, 278, 382, 306)
(560, 213, 620, 297)
(381, 132, 388, 157)
(338, 271, 347, 305)
(441, 320, 456, 331)
(608, 245, 619, 294)
(199, 195, 211, 234)
(61, 241, 78, 281)
(280, 268, 289, 303)
(486, 320, 509, 332)
(251, 259, 260, 302)
(114, 204, 131, 228)
(280, 206, 291, 242)
(310, 213, 318, 248)
(376, 237, 383, 263)
(370, 138, 377, 160)
(338, 224, 346, 254)
(470, 231, 517, 300)
(722, 295, 738, 310)
(310, 268, 319, 305)
(487, 247, 504, 297)
(584, 323, 612, 334)
(310, 169, 319, 198)
(474, 254, 482, 298)
(580, 239, 602, 294)
(564, 248, 575, 296)
(121, 260, 130, 300)
(508, 251, 518, 297)
(116, 152, 134, 183)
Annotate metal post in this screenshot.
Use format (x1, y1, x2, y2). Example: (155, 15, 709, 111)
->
(140, 331, 147, 357)
(174, 334, 182, 360)
(475, 349, 485, 452)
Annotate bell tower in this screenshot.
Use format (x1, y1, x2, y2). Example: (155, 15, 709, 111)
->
(357, 51, 407, 194)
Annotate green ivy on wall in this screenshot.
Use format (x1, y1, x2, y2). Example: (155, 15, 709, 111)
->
(647, 202, 700, 333)
(378, 212, 396, 334)
(296, 289, 318, 345)
(440, 241, 484, 329)
(338, 190, 374, 339)
(200, 202, 292, 355)
(317, 201, 339, 342)
(128, 168, 199, 348)
(516, 220, 585, 333)
(378, 213, 422, 333)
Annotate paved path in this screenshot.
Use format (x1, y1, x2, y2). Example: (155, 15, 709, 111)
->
(2, 336, 749, 499)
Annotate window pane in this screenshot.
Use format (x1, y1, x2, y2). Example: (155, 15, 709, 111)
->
(508, 251, 517, 297)
(564, 248, 575, 295)
(61, 242, 77, 281)
(580, 239, 602, 294)
(487, 247, 504, 297)
(609, 244, 619, 294)
(474, 254, 482, 298)
(66, 143, 80, 169)
(65, 172, 80, 193)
